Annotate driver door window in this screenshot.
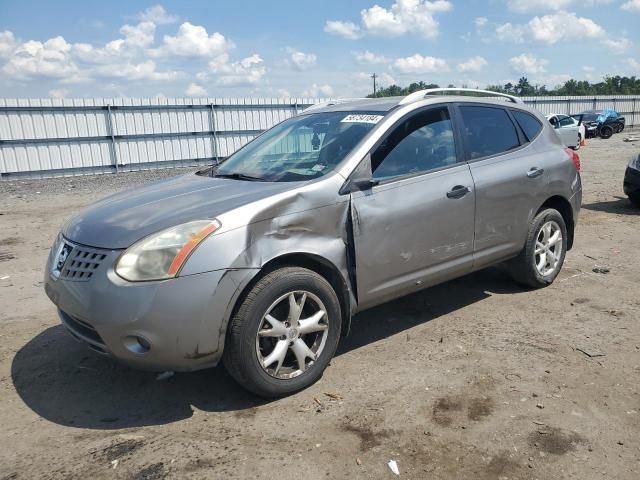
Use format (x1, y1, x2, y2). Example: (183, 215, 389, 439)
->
(371, 107, 458, 182)
(558, 116, 574, 127)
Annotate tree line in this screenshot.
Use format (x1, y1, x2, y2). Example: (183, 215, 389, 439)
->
(368, 76, 640, 98)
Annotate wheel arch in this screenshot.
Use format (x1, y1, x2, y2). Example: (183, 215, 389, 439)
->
(536, 195, 575, 250)
(229, 252, 354, 339)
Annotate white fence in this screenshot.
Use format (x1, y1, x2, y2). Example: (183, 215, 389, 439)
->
(1, 95, 638, 179)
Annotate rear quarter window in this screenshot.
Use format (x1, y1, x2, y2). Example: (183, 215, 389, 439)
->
(459, 105, 521, 160)
(512, 110, 543, 142)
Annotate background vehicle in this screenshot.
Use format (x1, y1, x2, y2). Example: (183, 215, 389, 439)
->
(44, 88, 582, 397)
(576, 109, 625, 139)
(624, 154, 640, 206)
(547, 113, 584, 150)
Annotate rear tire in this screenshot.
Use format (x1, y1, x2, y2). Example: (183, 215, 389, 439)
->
(508, 209, 568, 289)
(223, 267, 341, 398)
(629, 193, 640, 207)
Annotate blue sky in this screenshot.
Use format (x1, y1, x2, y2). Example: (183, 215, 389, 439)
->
(0, 0, 638, 98)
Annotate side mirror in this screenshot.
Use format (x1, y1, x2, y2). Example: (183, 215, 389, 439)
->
(340, 153, 379, 194)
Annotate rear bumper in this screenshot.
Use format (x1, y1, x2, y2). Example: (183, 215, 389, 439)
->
(44, 246, 258, 372)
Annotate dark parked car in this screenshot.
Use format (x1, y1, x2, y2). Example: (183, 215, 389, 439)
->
(624, 154, 640, 206)
(575, 109, 625, 139)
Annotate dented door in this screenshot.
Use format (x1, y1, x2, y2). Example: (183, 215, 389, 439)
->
(350, 165, 475, 310)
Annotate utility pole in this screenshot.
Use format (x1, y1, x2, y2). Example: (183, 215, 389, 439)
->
(371, 73, 378, 97)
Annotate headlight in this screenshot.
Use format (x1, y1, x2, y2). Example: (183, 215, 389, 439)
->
(115, 220, 221, 281)
(630, 155, 640, 170)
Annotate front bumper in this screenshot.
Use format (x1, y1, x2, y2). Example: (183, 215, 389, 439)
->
(623, 166, 640, 197)
(44, 240, 258, 372)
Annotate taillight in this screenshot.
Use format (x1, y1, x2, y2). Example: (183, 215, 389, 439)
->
(565, 148, 580, 172)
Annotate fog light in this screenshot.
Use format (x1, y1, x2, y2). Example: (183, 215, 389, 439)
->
(123, 335, 151, 354)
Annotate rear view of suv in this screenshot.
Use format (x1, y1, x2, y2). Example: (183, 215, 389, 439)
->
(45, 88, 582, 397)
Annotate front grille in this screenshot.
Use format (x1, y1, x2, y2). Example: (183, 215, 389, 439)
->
(59, 309, 106, 348)
(60, 244, 108, 281)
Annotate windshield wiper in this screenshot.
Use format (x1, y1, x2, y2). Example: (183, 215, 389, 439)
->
(214, 172, 267, 182)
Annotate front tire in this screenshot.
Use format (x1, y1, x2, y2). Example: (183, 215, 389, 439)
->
(571, 133, 581, 151)
(223, 267, 341, 398)
(508, 209, 568, 289)
(600, 125, 614, 139)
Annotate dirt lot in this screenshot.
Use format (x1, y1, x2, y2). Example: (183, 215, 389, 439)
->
(1, 134, 639, 480)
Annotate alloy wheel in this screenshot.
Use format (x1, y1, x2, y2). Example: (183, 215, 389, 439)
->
(534, 220, 563, 276)
(255, 291, 329, 379)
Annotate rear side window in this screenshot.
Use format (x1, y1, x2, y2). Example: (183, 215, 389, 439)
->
(513, 111, 543, 141)
(459, 106, 520, 159)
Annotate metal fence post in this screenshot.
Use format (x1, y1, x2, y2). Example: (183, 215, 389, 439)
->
(106, 104, 118, 173)
(633, 98, 637, 128)
(209, 103, 219, 166)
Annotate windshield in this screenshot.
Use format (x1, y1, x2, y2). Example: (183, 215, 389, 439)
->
(213, 111, 383, 182)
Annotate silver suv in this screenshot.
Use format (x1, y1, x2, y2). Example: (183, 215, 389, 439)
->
(44, 89, 582, 397)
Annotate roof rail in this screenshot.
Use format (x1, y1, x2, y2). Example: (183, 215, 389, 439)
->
(398, 88, 523, 105)
(303, 98, 368, 113)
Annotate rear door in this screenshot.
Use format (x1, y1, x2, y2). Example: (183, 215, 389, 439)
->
(456, 104, 550, 269)
(350, 105, 475, 309)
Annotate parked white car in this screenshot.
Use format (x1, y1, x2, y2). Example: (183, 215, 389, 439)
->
(546, 114, 585, 150)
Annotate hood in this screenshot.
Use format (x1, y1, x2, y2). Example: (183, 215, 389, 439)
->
(62, 173, 300, 249)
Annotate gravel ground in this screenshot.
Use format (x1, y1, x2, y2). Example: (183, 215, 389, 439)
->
(1, 134, 639, 479)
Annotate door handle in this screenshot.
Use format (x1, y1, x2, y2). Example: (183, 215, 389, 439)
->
(446, 185, 471, 199)
(527, 167, 545, 178)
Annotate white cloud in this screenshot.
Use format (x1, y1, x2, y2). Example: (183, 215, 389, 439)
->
(0, 19, 245, 88)
(208, 54, 266, 86)
(185, 83, 208, 96)
(0, 31, 16, 58)
(324, 21, 362, 39)
(622, 0, 640, 10)
(353, 50, 391, 65)
(529, 12, 602, 44)
(361, 0, 453, 38)
(603, 38, 632, 54)
(153, 22, 233, 58)
(393, 54, 449, 73)
(117, 21, 156, 50)
(326, 1, 452, 40)
(302, 83, 334, 98)
(48, 88, 69, 98)
(286, 48, 317, 70)
(495, 23, 525, 43)
(474, 17, 488, 28)
(2, 36, 78, 79)
(137, 5, 178, 25)
(507, 0, 574, 12)
(583, 65, 595, 72)
(510, 53, 548, 74)
(94, 60, 179, 81)
(495, 12, 604, 45)
(457, 56, 488, 72)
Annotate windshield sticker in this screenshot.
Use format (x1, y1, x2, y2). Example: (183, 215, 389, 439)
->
(341, 114, 384, 125)
(311, 164, 327, 172)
